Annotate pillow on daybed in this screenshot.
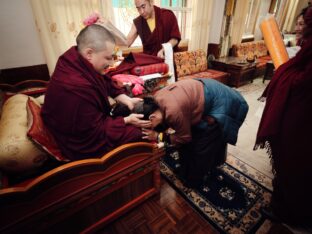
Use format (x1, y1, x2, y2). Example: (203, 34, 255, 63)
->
(0, 94, 48, 173)
(26, 98, 69, 162)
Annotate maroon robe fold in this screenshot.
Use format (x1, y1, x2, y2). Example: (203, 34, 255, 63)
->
(42, 46, 142, 160)
(134, 5, 181, 56)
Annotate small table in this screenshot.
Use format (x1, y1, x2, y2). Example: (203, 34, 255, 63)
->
(211, 57, 256, 88)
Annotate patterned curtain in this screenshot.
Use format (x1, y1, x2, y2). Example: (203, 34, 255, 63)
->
(100, 0, 115, 23)
(111, 0, 140, 46)
(30, 0, 103, 74)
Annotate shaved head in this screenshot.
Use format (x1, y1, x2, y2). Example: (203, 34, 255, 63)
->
(76, 24, 115, 52)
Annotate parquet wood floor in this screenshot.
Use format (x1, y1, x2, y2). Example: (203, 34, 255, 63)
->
(97, 179, 219, 234)
(97, 178, 294, 234)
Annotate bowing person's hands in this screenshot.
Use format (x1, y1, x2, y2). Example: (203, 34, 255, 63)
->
(142, 128, 159, 141)
(124, 113, 151, 128)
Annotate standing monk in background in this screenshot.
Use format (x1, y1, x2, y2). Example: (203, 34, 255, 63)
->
(127, 0, 181, 58)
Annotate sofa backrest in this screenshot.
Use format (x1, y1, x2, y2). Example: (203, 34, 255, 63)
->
(173, 49, 208, 78)
(232, 40, 268, 58)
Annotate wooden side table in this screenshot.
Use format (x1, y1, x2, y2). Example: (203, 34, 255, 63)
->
(211, 57, 256, 88)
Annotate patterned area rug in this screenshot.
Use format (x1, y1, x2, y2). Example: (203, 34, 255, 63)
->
(160, 150, 272, 234)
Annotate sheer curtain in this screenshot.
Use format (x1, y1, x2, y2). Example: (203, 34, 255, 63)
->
(100, 0, 115, 23)
(230, 0, 250, 45)
(189, 0, 213, 52)
(279, 0, 299, 33)
(30, 0, 104, 74)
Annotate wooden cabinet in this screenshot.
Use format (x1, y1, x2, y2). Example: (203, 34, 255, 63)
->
(212, 57, 256, 88)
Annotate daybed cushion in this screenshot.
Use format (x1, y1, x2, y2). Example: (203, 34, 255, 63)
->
(0, 94, 48, 173)
(27, 98, 69, 162)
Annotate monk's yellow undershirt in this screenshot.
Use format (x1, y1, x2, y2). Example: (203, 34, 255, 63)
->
(147, 17, 155, 32)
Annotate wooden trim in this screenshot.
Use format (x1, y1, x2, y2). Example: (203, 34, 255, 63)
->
(0, 64, 50, 85)
(241, 35, 255, 43)
(122, 39, 189, 57)
(0, 142, 165, 233)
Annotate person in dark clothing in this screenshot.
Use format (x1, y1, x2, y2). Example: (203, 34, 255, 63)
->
(134, 78, 248, 187)
(255, 6, 312, 226)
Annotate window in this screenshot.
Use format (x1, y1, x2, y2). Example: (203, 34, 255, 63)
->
(112, 0, 140, 45)
(112, 0, 191, 46)
(159, 0, 192, 40)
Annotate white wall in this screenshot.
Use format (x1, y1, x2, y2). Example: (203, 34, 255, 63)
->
(0, 0, 46, 69)
(209, 0, 226, 44)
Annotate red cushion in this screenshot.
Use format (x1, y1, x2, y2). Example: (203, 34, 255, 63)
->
(26, 98, 69, 162)
(130, 63, 169, 76)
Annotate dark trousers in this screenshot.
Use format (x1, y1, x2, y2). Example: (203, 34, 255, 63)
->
(178, 123, 226, 188)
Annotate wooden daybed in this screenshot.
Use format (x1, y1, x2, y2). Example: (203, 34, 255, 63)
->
(0, 80, 165, 234)
(0, 142, 163, 234)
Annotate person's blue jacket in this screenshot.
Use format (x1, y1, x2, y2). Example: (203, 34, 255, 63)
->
(196, 78, 249, 145)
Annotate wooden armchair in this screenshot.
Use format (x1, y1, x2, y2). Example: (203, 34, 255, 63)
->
(173, 49, 230, 85)
(231, 40, 272, 78)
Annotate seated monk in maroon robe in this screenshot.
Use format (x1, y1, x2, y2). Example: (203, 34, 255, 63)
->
(41, 24, 151, 160)
(127, 0, 181, 58)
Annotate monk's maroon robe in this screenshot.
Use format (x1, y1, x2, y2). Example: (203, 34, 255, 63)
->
(41, 46, 142, 160)
(134, 5, 181, 56)
(255, 21, 312, 223)
(109, 52, 164, 75)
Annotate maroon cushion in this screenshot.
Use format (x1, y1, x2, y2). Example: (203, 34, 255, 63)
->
(130, 63, 169, 76)
(26, 98, 69, 162)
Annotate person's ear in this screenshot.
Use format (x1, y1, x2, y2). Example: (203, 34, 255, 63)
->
(149, 114, 156, 120)
(84, 48, 94, 61)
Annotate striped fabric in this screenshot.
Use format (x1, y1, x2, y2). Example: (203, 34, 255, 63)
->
(131, 63, 169, 76)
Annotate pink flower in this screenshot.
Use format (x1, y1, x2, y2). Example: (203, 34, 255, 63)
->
(112, 74, 145, 96)
(83, 12, 100, 26)
(132, 84, 144, 96)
